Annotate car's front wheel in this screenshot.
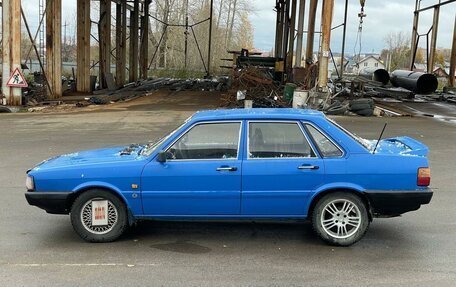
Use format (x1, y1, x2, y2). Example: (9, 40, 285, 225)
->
(312, 192, 370, 246)
(70, 190, 128, 242)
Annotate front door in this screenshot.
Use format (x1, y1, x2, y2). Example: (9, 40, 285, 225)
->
(141, 121, 243, 216)
(241, 121, 325, 216)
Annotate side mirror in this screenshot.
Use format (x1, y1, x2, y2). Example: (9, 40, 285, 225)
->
(157, 151, 171, 163)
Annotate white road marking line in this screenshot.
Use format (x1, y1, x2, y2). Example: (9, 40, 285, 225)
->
(4, 263, 159, 267)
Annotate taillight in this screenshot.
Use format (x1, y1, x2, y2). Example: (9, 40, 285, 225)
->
(417, 167, 431, 186)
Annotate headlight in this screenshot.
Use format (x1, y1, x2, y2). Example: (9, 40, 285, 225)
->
(26, 175, 35, 191)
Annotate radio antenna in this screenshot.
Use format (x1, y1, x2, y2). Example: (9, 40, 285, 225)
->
(372, 123, 387, 154)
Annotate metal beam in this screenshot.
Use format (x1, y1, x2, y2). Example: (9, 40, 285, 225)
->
(415, 0, 455, 13)
(305, 0, 318, 67)
(77, 0, 91, 92)
(450, 15, 456, 87)
(428, 6, 440, 73)
(206, 0, 214, 77)
(116, 1, 127, 87)
(318, 0, 334, 90)
(99, 0, 112, 89)
(287, 0, 297, 71)
(339, 0, 348, 79)
(295, 0, 305, 67)
(129, 0, 139, 82)
(140, 0, 150, 79)
(46, 0, 62, 98)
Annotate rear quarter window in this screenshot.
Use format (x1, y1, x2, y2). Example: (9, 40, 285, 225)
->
(305, 124, 344, 157)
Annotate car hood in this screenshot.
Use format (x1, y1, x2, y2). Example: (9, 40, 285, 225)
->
(32, 144, 146, 170)
(367, 136, 429, 156)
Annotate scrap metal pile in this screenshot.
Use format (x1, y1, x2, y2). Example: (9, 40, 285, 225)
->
(221, 66, 286, 108)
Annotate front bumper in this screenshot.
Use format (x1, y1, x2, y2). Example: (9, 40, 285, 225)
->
(364, 189, 433, 217)
(25, 192, 72, 214)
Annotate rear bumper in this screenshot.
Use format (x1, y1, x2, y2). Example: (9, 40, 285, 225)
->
(25, 192, 72, 214)
(364, 189, 433, 217)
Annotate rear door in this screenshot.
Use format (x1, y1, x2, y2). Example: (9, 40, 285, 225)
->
(141, 121, 243, 216)
(241, 121, 325, 216)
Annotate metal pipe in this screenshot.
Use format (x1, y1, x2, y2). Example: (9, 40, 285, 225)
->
(391, 70, 438, 95)
(358, 68, 390, 85)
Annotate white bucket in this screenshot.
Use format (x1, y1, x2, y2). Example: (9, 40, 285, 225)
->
(293, 90, 309, 109)
(244, 100, 253, 109)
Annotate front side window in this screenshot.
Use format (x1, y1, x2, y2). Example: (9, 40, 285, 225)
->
(305, 124, 343, 157)
(248, 122, 315, 159)
(168, 122, 240, 160)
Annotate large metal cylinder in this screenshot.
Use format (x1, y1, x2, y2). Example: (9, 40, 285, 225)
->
(391, 70, 438, 95)
(358, 68, 390, 85)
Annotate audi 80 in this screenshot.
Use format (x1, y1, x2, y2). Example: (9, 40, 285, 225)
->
(25, 109, 432, 246)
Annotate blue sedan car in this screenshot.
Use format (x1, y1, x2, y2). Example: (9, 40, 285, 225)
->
(25, 109, 432, 246)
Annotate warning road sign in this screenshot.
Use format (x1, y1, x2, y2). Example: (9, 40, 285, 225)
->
(6, 68, 28, 88)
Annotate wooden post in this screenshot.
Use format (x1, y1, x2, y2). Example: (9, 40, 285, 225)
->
(46, 0, 62, 98)
(140, 0, 151, 79)
(77, 0, 91, 92)
(305, 0, 318, 67)
(449, 16, 456, 87)
(295, 0, 306, 67)
(428, 6, 440, 73)
(116, 1, 127, 87)
(318, 0, 334, 90)
(99, 0, 111, 89)
(129, 0, 140, 82)
(2, 0, 22, 106)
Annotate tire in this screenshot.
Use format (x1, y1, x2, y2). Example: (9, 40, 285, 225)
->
(349, 99, 373, 111)
(354, 108, 373, 117)
(312, 192, 369, 246)
(70, 190, 128, 242)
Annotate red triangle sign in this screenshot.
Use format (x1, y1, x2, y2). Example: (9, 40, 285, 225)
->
(6, 68, 28, 88)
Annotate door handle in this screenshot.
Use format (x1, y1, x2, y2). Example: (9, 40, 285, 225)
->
(216, 166, 238, 172)
(298, 165, 319, 170)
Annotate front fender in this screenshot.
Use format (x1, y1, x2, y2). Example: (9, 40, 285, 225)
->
(73, 181, 130, 207)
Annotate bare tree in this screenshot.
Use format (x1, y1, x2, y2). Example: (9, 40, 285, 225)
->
(383, 31, 411, 70)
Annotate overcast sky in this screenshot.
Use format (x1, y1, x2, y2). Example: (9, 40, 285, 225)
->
(20, 0, 455, 54)
(250, 0, 456, 53)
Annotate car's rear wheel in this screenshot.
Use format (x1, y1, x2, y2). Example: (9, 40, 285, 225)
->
(70, 190, 128, 242)
(312, 192, 369, 246)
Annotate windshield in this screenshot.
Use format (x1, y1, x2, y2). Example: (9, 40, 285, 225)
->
(140, 119, 189, 157)
(327, 118, 373, 151)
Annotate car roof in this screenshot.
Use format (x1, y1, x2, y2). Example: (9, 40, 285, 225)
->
(191, 108, 325, 121)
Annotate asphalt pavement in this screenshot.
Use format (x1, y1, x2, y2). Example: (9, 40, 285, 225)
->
(0, 96, 455, 286)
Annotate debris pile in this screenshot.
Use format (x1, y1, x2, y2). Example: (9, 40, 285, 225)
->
(221, 66, 286, 108)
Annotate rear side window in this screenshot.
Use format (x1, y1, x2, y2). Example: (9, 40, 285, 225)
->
(305, 124, 343, 157)
(248, 122, 316, 158)
(169, 122, 241, 160)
